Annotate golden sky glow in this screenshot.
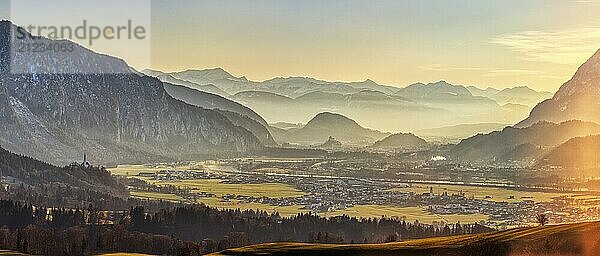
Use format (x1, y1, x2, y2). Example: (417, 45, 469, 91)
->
(4, 0, 600, 92)
(146, 0, 600, 92)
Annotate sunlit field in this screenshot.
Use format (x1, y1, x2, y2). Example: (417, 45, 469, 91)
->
(388, 184, 566, 203)
(112, 165, 504, 222)
(130, 191, 184, 202)
(324, 205, 488, 224)
(146, 179, 307, 198)
(208, 222, 600, 256)
(198, 197, 310, 218)
(131, 191, 309, 217)
(0, 251, 28, 256)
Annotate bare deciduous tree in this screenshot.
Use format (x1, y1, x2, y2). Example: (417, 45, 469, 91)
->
(536, 213, 548, 226)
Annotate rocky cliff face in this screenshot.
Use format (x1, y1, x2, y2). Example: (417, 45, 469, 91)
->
(0, 21, 262, 165)
(516, 49, 600, 127)
(162, 82, 276, 146)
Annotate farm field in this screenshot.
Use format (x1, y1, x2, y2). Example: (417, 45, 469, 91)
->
(389, 183, 567, 203)
(198, 197, 309, 218)
(232, 157, 319, 163)
(131, 192, 308, 217)
(109, 163, 224, 176)
(0, 251, 28, 256)
(325, 205, 488, 224)
(111, 165, 494, 222)
(145, 179, 306, 198)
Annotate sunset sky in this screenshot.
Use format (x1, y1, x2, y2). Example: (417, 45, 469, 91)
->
(3, 0, 600, 92)
(149, 0, 600, 92)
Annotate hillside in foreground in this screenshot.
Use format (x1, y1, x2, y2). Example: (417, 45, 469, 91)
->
(209, 221, 600, 256)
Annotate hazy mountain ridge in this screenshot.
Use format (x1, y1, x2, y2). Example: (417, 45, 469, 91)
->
(371, 133, 429, 150)
(171, 67, 241, 86)
(396, 81, 475, 99)
(231, 87, 523, 133)
(276, 112, 390, 145)
(159, 69, 535, 133)
(491, 86, 553, 106)
(517, 49, 600, 127)
(170, 69, 399, 97)
(539, 135, 600, 169)
(467, 85, 551, 106)
(450, 50, 600, 165)
(142, 69, 229, 97)
(0, 21, 262, 165)
(450, 120, 600, 164)
(231, 89, 445, 132)
(161, 82, 276, 146)
(467, 86, 500, 98)
(415, 123, 508, 141)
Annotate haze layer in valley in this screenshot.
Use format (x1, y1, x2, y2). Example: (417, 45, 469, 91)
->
(143, 69, 551, 136)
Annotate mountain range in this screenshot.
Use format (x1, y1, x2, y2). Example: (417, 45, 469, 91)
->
(449, 48, 600, 166)
(159, 68, 402, 98)
(0, 21, 263, 166)
(450, 120, 600, 164)
(468, 86, 552, 106)
(144, 69, 549, 133)
(2, 19, 589, 168)
(161, 82, 276, 146)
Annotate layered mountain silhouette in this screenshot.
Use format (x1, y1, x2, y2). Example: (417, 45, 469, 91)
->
(538, 135, 600, 169)
(467, 85, 551, 106)
(233, 89, 445, 131)
(152, 69, 537, 132)
(168, 69, 401, 97)
(142, 69, 229, 97)
(160, 83, 276, 146)
(450, 120, 600, 163)
(276, 112, 389, 145)
(517, 49, 600, 127)
(415, 123, 507, 141)
(490, 86, 552, 106)
(395, 81, 475, 99)
(467, 86, 500, 98)
(451, 49, 600, 165)
(0, 21, 262, 165)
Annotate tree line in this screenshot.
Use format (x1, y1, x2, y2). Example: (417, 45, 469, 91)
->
(0, 198, 493, 255)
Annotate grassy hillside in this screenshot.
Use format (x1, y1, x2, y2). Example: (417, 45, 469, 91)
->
(210, 221, 600, 256)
